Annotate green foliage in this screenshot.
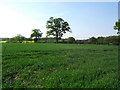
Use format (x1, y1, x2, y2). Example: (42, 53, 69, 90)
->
(89, 37, 97, 44)
(114, 19, 120, 34)
(75, 36, 120, 45)
(2, 43, 119, 88)
(9, 34, 26, 43)
(97, 37, 104, 44)
(30, 29, 43, 42)
(67, 37, 75, 43)
(46, 17, 71, 43)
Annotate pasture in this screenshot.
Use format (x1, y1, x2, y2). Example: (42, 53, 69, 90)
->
(2, 43, 119, 88)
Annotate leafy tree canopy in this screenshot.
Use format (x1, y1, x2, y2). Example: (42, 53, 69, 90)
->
(114, 19, 120, 34)
(68, 37, 75, 42)
(46, 17, 71, 43)
(30, 29, 43, 42)
(10, 34, 26, 42)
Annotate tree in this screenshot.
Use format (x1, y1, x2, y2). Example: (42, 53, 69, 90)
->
(114, 19, 120, 35)
(30, 29, 43, 42)
(68, 37, 75, 43)
(89, 37, 97, 44)
(97, 37, 104, 44)
(46, 17, 71, 43)
(10, 34, 26, 43)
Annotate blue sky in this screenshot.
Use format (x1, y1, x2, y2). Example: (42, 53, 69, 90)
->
(0, 1, 118, 39)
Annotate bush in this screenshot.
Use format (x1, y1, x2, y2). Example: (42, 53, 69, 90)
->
(112, 42, 120, 45)
(68, 37, 75, 43)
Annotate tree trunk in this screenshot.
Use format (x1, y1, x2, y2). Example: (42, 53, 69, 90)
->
(56, 31, 58, 43)
(34, 37, 38, 43)
(56, 37, 58, 43)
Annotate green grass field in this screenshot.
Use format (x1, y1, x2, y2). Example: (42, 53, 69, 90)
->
(2, 43, 119, 88)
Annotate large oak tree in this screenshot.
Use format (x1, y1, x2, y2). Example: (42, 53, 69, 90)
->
(46, 17, 71, 43)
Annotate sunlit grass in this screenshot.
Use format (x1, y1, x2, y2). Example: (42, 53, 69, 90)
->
(2, 43, 119, 88)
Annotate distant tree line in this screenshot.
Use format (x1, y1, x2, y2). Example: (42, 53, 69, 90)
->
(1, 18, 119, 45)
(1, 35, 120, 45)
(75, 36, 120, 45)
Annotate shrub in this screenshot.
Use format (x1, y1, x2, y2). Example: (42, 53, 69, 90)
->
(68, 37, 75, 43)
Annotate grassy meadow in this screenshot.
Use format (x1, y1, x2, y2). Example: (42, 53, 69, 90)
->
(2, 43, 119, 88)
